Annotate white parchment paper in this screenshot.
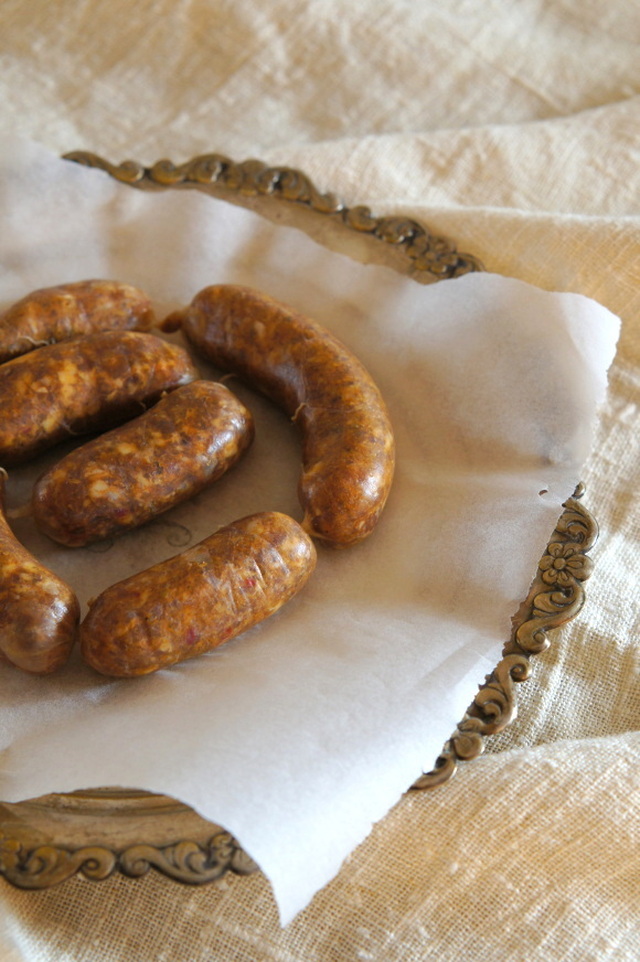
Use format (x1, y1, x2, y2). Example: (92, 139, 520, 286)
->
(0, 136, 620, 923)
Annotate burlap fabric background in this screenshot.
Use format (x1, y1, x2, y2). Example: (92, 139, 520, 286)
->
(1, 2, 638, 959)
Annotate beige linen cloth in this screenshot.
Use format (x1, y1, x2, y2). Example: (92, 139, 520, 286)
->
(0, 2, 638, 960)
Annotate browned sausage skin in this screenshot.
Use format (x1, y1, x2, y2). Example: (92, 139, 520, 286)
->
(166, 285, 395, 547)
(80, 511, 317, 677)
(0, 470, 80, 674)
(0, 331, 199, 465)
(32, 380, 255, 547)
(0, 280, 155, 365)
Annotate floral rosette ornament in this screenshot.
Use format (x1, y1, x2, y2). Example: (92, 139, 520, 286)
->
(539, 541, 593, 587)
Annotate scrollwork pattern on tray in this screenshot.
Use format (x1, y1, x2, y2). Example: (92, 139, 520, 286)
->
(63, 151, 482, 282)
(0, 829, 257, 889)
(413, 486, 597, 790)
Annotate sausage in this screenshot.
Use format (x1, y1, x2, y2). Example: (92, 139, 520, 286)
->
(32, 380, 255, 546)
(80, 511, 317, 676)
(0, 331, 199, 465)
(0, 470, 79, 674)
(165, 285, 396, 547)
(0, 279, 155, 364)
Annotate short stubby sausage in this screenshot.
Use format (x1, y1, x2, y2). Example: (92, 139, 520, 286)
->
(0, 330, 199, 465)
(80, 511, 317, 676)
(0, 471, 80, 674)
(0, 279, 155, 364)
(32, 380, 255, 546)
(166, 285, 396, 547)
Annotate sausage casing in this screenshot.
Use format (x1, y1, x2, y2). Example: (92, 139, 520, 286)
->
(0, 472, 79, 674)
(168, 285, 395, 547)
(80, 511, 317, 676)
(32, 380, 255, 546)
(0, 279, 155, 364)
(0, 331, 199, 465)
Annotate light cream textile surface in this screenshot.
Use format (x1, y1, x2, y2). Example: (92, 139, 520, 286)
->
(0, 1, 639, 960)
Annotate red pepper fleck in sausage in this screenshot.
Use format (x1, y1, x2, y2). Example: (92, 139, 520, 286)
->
(0, 470, 80, 674)
(80, 511, 317, 677)
(32, 380, 255, 546)
(0, 331, 199, 465)
(166, 285, 395, 547)
(0, 279, 155, 364)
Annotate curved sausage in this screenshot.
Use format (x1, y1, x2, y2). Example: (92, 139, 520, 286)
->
(166, 285, 395, 547)
(32, 380, 255, 546)
(0, 470, 79, 674)
(0, 331, 199, 465)
(80, 511, 317, 676)
(0, 279, 155, 364)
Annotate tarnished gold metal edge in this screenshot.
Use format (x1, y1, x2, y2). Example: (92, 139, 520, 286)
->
(0, 824, 257, 890)
(412, 484, 597, 789)
(62, 151, 483, 283)
(0, 153, 594, 889)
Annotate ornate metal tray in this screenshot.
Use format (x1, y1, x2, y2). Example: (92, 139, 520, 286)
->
(0, 153, 598, 891)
